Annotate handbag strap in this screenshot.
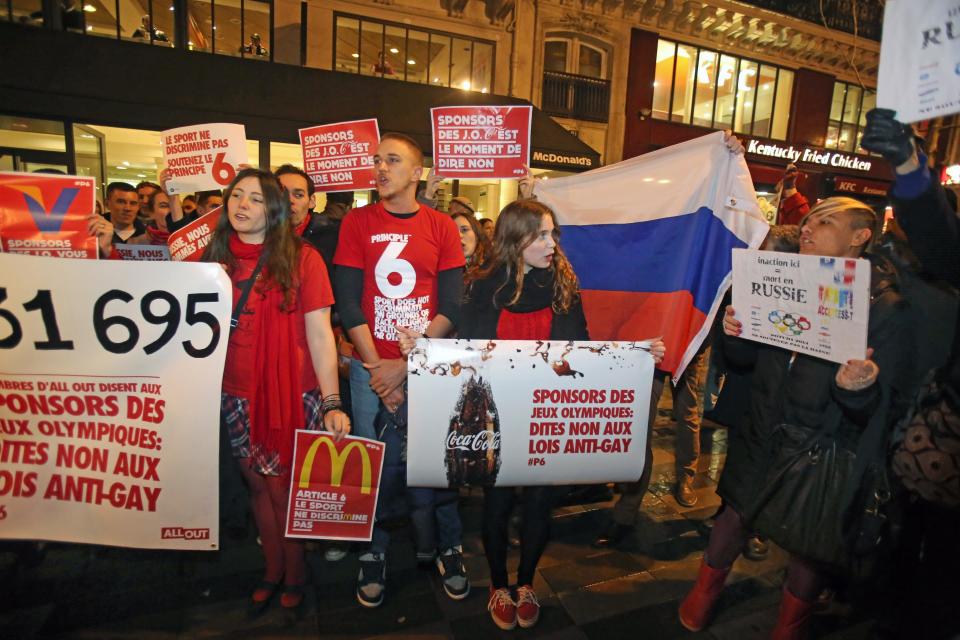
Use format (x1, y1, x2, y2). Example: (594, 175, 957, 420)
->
(230, 253, 266, 331)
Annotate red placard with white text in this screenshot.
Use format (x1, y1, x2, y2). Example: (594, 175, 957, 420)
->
(0, 172, 98, 259)
(430, 106, 532, 179)
(161, 123, 247, 195)
(299, 119, 380, 192)
(285, 431, 385, 541)
(167, 207, 222, 262)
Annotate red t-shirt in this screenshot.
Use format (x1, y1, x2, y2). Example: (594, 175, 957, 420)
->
(222, 246, 334, 398)
(334, 202, 465, 359)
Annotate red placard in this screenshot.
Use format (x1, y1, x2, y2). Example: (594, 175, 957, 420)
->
(431, 106, 532, 179)
(0, 172, 97, 259)
(299, 119, 380, 192)
(285, 431, 385, 541)
(167, 207, 222, 262)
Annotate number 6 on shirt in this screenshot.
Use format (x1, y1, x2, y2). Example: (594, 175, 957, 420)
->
(375, 240, 416, 298)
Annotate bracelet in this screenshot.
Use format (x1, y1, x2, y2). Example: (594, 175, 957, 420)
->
(320, 394, 343, 417)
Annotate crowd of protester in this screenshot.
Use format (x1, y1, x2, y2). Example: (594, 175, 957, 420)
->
(62, 113, 960, 638)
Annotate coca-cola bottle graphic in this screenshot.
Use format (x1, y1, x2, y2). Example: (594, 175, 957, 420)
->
(445, 376, 501, 486)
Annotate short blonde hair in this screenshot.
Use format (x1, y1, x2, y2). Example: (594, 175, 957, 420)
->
(799, 197, 877, 254)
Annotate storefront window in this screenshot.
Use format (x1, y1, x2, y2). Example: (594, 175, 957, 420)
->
(333, 14, 494, 92)
(188, 0, 212, 51)
(653, 38, 793, 140)
(0, 115, 66, 152)
(827, 81, 875, 152)
(242, 0, 270, 59)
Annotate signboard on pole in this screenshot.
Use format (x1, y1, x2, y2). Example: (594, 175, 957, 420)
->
(877, 0, 960, 123)
(167, 207, 222, 262)
(161, 123, 247, 195)
(285, 431, 385, 541)
(731, 249, 870, 364)
(407, 339, 653, 487)
(0, 254, 231, 549)
(0, 172, 98, 259)
(430, 106, 532, 179)
(299, 119, 380, 192)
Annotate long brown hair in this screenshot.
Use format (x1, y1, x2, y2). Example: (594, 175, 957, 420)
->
(202, 168, 302, 308)
(473, 199, 579, 313)
(450, 211, 492, 276)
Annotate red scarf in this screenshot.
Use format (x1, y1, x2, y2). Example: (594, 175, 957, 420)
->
(229, 234, 304, 470)
(146, 224, 171, 244)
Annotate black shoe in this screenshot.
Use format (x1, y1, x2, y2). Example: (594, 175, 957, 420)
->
(592, 523, 632, 549)
(675, 477, 698, 508)
(743, 535, 769, 561)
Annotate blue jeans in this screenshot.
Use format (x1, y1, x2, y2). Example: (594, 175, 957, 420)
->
(348, 358, 379, 441)
(369, 418, 462, 555)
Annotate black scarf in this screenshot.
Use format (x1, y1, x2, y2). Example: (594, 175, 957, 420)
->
(490, 265, 555, 312)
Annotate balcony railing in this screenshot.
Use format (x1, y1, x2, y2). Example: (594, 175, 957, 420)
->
(541, 71, 610, 123)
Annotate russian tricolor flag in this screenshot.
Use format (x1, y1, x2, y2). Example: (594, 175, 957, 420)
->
(536, 132, 770, 378)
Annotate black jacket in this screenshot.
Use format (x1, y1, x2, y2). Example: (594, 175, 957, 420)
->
(458, 267, 589, 341)
(300, 211, 341, 277)
(717, 255, 913, 516)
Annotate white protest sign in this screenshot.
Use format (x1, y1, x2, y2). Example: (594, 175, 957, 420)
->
(877, 0, 960, 123)
(731, 249, 870, 364)
(114, 244, 171, 261)
(407, 339, 652, 487)
(161, 123, 248, 195)
(0, 254, 231, 550)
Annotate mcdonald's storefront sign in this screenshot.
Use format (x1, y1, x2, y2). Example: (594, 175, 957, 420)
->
(286, 431, 385, 542)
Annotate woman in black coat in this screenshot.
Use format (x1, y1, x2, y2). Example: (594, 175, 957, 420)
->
(679, 197, 913, 639)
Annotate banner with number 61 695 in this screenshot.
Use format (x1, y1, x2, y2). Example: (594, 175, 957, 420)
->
(0, 254, 231, 550)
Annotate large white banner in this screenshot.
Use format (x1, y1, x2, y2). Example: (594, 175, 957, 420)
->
(0, 254, 230, 550)
(731, 249, 870, 364)
(407, 339, 653, 487)
(877, 0, 960, 123)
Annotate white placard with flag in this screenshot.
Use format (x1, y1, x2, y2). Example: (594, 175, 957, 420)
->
(0, 254, 230, 550)
(407, 339, 653, 488)
(535, 132, 769, 380)
(731, 249, 871, 364)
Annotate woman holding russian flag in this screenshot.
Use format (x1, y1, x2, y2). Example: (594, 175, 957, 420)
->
(203, 167, 350, 616)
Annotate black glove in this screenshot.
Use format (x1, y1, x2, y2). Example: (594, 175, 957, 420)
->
(860, 108, 916, 167)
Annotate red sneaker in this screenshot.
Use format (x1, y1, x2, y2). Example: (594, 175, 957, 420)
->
(515, 585, 540, 628)
(487, 586, 517, 630)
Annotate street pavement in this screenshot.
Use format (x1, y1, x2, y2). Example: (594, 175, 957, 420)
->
(1, 397, 878, 639)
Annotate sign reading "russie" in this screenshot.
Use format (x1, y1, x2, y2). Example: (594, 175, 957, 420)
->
(285, 431, 385, 542)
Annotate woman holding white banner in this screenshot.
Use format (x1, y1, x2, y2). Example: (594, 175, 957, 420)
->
(203, 167, 350, 616)
(402, 199, 663, 630)
(680, 197, 913, 639)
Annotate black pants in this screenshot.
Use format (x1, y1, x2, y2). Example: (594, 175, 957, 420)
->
(482, 485, 557, 589)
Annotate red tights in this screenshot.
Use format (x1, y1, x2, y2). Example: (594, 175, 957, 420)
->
(238, 460, 305, 587)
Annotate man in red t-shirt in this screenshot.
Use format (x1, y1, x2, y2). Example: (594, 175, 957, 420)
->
(334, 132, 466, 608)
(776, 164, 811, 226)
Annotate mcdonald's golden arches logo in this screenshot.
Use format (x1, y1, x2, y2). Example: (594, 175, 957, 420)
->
(299, 437, 374, 495)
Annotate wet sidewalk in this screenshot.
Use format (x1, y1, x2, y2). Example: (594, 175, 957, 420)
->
(1, 401, 877, 639)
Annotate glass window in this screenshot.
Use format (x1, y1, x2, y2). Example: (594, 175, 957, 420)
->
(188, 0, 213, 52)
(826, 122, 841, 149)
(842, 85, 862, 123)
(270, 142, 304, 171)
(771, 69, 793, 140)
(734, 60, 757, 134)
(361, 21, 386, 77)
(544, 41, 567, 73)
(451, 38, 472, 90)
(81, 0, 119, 39)
(242, 0, 270, 59)
(0, 115, 66, 151)
(751, 64, 777, 138)
(213, 0, 241, 56)
(429, 34, 451, 86)
(839, 122, 857, 152)
(152, 1, 176, 47)
(335, 16, 360, 73)
(692, 50, 718, 128)
(652, 40, 675, 120)
(829, 82, 845, 122)
(407, 30, 430, 84)
(713, 55, 737, 129)
(8, 0, 42, 25)
(671, 44, 697, 124)
(473, 41, 493, 93)
(578, 44, 603, 79)
(384, 25, 405, 81)
(859, 91, 876, 127)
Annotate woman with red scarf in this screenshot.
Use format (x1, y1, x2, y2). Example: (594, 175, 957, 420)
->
(203, 168, 349, 615)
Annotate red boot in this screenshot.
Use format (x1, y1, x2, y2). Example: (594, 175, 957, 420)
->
(678, 557, 731, 631)
(770, 588, 815, 640)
